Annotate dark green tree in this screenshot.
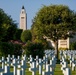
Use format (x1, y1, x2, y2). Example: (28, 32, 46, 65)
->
(31, 5, 76, 59)
(23, 41, 44, 58)
(0, 8, 7, 41)
(0, 8, 17, 42)
(0, 42, 15, 57)
(70, 42, 76, 50)
(21, 30, 32, 42)
(2, 24, 17, 42)
(14, 29, 23, 40)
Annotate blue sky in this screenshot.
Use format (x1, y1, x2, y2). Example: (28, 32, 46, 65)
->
(0, 0, 76, 29)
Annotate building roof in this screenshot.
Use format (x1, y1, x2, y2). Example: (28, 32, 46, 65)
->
(22, 6, 25, 9)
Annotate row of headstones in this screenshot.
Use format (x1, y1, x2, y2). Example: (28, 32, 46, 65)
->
(0, 53, 56, 75)
(0, 50, 75, 75)
(60, 50, 76, 59)
(0, 55, 27, 75)
(44, 50, 55, 57)
(60, 50, 76, 71)
(29, 55, 56, 75)
(43, 50, 76, 75)
(45, 50, 73, 75)
(60, 56, 71, 75)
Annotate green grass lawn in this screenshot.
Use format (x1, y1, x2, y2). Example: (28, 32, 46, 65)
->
(54, 64, 63, 75)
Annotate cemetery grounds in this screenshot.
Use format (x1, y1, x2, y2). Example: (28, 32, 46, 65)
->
(0, 50, 76, 75)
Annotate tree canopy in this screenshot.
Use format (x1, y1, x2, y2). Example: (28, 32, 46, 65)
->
(31, 5, 76, 58)
(21, 30, 32, 42)
(14, 29, 23, 40)
(0, 8, 17, 41)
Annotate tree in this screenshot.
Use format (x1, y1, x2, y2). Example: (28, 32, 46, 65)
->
(2, 24, 17, 42)
(0, 42, 22, 57)
(23, 41, 44, 58)
(31, 5, 76, 59)
(0, 42, 15, 57)
(14, 29, 23, 40)
(0, 8, 7, 41)
(70, 42, 76, 50)
(21, 30, 32, 42)
(0, 8, 17, 42)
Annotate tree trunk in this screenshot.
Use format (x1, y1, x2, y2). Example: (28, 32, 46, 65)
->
(54, 40, 59, 60)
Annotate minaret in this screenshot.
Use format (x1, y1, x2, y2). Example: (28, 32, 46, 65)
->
(20, 6, 27, 30)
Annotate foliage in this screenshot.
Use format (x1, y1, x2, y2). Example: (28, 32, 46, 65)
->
(14, 43, 22, 57)
(21, 30, 32, 42)
(69, 42, 76, 50)
(0, 42, 22, 58)
(31, 4, 76, 58)
(33, 38, 53, 50)
(14, 29, 23, 40)
(2, 24, 17, 42)
(23, 41, 44, 58)
(0, 8, 17, 42)
(0, 42, 14, 57)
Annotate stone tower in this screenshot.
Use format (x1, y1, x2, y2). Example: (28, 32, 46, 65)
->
(20, 6, 27, 30)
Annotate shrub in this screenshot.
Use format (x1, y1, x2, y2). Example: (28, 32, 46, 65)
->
(23, 41, 44, 58)
(21, 30, 32, 42)
(14, 43, 22, 57)
(69, 42, 76, 50)
(14, 29, 23, 40)
(0, 42, 23, 58)
(0, 42, 14, 57)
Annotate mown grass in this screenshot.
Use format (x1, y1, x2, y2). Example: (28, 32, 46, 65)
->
(54, 64, 63, 75)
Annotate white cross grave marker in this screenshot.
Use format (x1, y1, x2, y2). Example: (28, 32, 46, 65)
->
(0, 57, 5, 69)
(3, 61, 13, 75)
(12, 58, 19, 75)
(39, 59, 43, 75)
(30, 61, 38, 75)
(21, 58, 27, 75)
(43, 64, 54, 75)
